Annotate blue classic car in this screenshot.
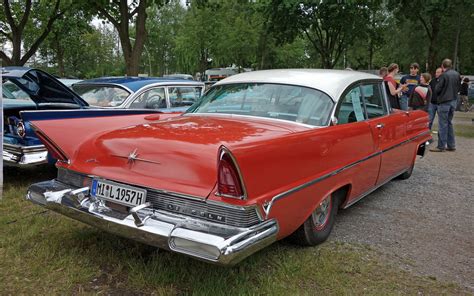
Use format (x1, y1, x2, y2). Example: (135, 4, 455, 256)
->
(71, 77, 204, 112)
(2, 67, 204, 166)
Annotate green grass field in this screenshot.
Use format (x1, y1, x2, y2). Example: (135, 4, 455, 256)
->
(1, 112, 473, 295)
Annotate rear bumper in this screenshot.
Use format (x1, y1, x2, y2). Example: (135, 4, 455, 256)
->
(417, 138, 434, 158)
(3, 143, 48, 166)
(26, 180, 278, 265)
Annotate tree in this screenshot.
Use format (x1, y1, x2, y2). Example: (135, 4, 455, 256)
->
(90, 0, 164, 76)
(174, 2, 218, 76)
(0, 0, 68, 66)
(31, 10, 93, 76)
(390, 0, 467, 73)
(266, 0, 372, 69)
(147, 0, 186, 76)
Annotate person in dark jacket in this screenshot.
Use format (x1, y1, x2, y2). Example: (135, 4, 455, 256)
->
(430, 59, 460, 152)
(459, 77, 469, 111)
(428, 67, 442, 129)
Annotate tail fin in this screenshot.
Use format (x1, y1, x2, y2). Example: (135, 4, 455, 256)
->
(30, 112, 180, 161)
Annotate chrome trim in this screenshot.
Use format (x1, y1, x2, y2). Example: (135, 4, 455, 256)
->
(263, 131, 431, 218)
(57, 168, 263, 226)
(215, 146, 248, 200)
(417, 139, 433, 158)
(26, 180, 278, 265)
(111, 148, 162, 165)
(130, 202, 153, 226)
(185, 113, 322, 129)
(3, 143, 48, 166)
(123, 82, 205, 109)
(342, 167, 408, 208)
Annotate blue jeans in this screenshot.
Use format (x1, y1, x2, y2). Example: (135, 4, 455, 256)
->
(428, 103, 438, 130)
(400, 95, 409, 111)
(437, 99, 456, 150)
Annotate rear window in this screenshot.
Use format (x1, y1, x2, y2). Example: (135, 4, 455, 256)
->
(73, 84, 130, 107)
(187, 83, 334, 126)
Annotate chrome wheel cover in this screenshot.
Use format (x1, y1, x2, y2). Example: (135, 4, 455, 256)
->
(312, 195, 332, 230)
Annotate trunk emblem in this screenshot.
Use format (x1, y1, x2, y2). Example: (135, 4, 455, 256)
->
(112, 148, 161, 165)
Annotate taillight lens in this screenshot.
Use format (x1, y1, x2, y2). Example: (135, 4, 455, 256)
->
(35, 130, 69, 163)
(16, 121, 26, 138)
(217, 150, 245, 199)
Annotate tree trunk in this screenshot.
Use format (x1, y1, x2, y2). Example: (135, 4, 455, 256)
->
(426, 15, 440, 74)
(452, 15, 461, 71)
(55, 33, 65, 77)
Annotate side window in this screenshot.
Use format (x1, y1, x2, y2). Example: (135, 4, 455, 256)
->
(168, 86, 202, 107)
(130, 88, 166, 109)
(361, 83, 387, 118)
(336, 86, 367, 124)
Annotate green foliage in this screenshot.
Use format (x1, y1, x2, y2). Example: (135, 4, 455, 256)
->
(146, 0, 186, 76)
(3, 0, 473, 76)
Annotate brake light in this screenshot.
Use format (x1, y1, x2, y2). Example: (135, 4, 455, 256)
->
(217, 148, 245, 199)
(35, 130, 69, 163)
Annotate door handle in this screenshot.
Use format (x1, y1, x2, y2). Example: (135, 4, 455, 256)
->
(405, 111, 410, 116)
(376, 123, 385, 129)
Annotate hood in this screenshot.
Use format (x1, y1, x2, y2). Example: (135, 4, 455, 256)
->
(33, 114, 308, 198)
(2, 67, 88, 107)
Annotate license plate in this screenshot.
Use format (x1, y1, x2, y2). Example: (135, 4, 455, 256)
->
(91, 179, 147, 207)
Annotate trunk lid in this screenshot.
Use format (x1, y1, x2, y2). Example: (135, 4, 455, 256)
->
(33, 114, 308, 198)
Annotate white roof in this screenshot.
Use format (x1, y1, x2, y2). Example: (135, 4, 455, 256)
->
(214, 69, 381, 101)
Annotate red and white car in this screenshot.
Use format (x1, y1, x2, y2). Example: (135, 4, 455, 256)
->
(27, 69, 432, 265)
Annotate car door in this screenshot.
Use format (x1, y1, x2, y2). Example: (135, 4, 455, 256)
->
(333, 84, 380, 200)
(361, 82, 412, 185)
(128, 87, 167, 110)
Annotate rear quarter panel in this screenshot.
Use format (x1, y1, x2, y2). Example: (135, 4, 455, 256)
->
(220, 122, 380, 239)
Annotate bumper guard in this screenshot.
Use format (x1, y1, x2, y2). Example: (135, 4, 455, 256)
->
(26, 180, 278, 265)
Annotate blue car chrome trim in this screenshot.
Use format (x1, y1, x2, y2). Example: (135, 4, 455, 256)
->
(263, 131, 431, 218)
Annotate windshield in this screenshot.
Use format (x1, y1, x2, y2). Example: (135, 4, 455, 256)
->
(187, 83, 334, 126)
(72, 84, 130, 107)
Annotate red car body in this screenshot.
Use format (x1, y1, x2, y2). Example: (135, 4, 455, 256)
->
(27, 70, 432, 265)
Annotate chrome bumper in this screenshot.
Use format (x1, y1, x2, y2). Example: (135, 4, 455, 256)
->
(417, 139, 434, 158)
(3, 143, 48, 166)
(26, 180, 278, 265)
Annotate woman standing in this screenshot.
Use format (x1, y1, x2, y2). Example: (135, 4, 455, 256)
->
(383, 63, 406, 109)
(409, 73, 432, 112)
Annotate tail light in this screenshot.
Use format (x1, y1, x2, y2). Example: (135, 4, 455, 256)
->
(217, 147, 246, 199)
(16, 121, 26, 138)
(35, 130, 69, 163)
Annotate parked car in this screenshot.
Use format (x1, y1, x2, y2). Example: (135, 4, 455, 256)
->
(71, 77, 204, 112)
(2, 68, 202, 166)
(26, 69, 432, 265)
(58, 78, 83, 89)
(3, 67, 88, 166)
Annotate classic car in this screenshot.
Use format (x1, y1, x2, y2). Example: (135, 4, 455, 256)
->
(26, 69, 432, 265)
(2, 67, 88, 166)
(71, 77, 204, 111)
(2, 67, 202, 166)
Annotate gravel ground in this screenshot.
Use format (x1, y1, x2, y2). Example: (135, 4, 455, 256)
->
(331, 133, 474, 291)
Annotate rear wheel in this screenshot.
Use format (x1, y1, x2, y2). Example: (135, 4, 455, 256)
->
(290, 194, 337, 246)
(397, 163, 414, 180)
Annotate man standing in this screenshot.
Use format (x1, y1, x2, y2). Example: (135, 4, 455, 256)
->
(428, 67, 443, 130)
(430, 59, 460, 152)
(400, 63, 421, 110)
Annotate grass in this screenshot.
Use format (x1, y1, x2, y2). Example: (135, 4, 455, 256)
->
(1, 166, 470, 295)
(432, 111, 474, 138)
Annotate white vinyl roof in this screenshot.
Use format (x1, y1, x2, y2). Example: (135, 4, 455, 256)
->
(214, 69, 381, 101)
